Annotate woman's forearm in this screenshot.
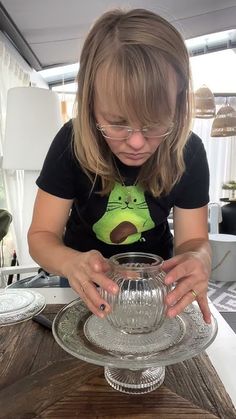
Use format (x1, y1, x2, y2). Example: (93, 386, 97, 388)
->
(174, 238, 212, 273)
(28, 231, 81, 277)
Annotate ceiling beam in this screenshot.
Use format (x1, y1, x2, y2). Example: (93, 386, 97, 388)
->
(189, 40, 236, 57)
(0, 1, 42, 70)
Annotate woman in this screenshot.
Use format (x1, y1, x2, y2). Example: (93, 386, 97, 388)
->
(28, 8, 211, 323)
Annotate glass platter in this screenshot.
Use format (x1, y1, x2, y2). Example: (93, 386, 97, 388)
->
(52, 298, 218, 369)
(0, 289, 46, 326)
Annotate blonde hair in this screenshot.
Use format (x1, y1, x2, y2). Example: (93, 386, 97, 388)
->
(73, 8, 193, 197)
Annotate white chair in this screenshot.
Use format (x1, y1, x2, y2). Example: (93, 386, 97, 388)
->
(0, 265, 40, 288)
(208, 203, 222, 234)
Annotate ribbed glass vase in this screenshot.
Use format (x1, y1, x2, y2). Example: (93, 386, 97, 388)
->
(101, 252, 170, 334)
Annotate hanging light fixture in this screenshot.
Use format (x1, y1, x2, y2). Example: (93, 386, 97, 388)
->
(60, 99, 70, 123)
(194, 84, 216, 118)
(60, 74, 70, 123)
(211, 102, 236, 137)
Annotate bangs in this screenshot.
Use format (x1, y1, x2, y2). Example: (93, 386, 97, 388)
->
(95, 45, 175, 126)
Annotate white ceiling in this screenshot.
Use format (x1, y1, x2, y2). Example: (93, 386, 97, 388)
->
(1, 0, 236, 69)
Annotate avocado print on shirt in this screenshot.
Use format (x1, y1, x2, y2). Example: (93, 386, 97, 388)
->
(92, 182, 155, 244)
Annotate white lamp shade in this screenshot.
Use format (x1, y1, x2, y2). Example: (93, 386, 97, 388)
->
(3, 87, 63, 170)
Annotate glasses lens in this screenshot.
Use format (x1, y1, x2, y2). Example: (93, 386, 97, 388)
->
(101, 125, 129, 140)
(98, 123, 174, 140)
(144, 125, 172, 138)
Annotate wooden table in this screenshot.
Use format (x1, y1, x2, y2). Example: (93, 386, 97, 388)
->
(0, 305, 236, 419)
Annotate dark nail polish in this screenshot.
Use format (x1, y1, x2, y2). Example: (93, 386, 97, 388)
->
(99, 303, 106, 311)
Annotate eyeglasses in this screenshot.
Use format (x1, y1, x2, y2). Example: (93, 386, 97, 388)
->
(96, 123, 174, 141)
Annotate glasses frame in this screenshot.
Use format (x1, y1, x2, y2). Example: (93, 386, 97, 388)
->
(96, 123, 174, 141)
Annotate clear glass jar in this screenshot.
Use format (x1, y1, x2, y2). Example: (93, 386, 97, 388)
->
(101, 252, 170, 334)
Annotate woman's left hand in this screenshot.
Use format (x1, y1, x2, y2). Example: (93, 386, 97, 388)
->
(162, 251, 212, 324)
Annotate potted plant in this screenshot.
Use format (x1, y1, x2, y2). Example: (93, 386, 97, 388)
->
(222, 180, 236, 200)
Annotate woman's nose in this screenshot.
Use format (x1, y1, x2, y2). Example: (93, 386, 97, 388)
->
(126, 130, 146, 149)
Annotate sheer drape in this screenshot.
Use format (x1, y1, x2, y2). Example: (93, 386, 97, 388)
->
(0, 39, 30, 264)
(0, 40, 30, 152)
(193, 110, 236, 203)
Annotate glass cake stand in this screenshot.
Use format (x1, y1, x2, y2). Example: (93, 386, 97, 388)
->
(52, 299, 218, 394)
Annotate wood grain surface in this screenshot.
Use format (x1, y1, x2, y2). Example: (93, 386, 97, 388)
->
(0, 304, 235, 419)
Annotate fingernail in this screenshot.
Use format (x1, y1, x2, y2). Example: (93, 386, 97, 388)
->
(99, 303, 106, 311)
(108, 285, 118, 294)
(112, 286, 119, 294)
(167, 309, 176, 318)
(94, 264, 101, 272)
(165, 277, 172, 285)
(167, 300, 176, 307)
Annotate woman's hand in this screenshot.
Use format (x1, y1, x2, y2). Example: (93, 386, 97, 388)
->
(62, 249, 119, 318)
(162, 250, 212, 324)
(27, 190, 118, 316)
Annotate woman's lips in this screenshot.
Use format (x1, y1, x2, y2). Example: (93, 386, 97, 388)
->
(123, 153, 147, 160)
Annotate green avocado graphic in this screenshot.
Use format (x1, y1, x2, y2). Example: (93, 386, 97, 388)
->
(92, 182, 155, 244)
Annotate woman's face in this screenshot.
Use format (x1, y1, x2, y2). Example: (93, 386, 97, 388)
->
(94, 68, 178, 167)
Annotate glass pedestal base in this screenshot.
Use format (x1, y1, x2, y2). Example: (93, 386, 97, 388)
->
(52, 300, 218, 395)
(104, 366, 165, 394)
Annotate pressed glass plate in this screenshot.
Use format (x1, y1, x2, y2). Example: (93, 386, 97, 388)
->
(52, 299, 218, 369)
(0, 289, 46, 326)
(84, 314, 186, 357)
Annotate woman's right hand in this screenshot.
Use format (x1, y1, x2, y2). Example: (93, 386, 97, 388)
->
(28, 190, 118, 317)
(62, 249, 119, 317)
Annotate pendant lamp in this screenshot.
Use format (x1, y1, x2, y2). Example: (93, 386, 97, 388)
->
(60, 74, 70, 123)
(211, 103, 236, 137)
(194, 84, 216, 119)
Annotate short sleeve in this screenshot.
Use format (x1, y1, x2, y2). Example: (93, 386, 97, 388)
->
(174, 133, 210, 209)
(36, 120, 78, 199)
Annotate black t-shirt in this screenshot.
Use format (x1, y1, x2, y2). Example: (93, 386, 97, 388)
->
(37, 120, 209, 260)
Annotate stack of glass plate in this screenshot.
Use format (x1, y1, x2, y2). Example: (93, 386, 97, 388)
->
(0, 288, 46, 326)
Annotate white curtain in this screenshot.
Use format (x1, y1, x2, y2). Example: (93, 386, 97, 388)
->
(193, 107, 236, 203)
(0, 40, 30, 152)
(0, 39, 30, 265)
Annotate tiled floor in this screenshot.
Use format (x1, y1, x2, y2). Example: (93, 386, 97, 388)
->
(208, 280, 236, 312)
(220, 312, 236, 333)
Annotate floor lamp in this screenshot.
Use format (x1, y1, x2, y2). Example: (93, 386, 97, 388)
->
(2, 87, 63, 265)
